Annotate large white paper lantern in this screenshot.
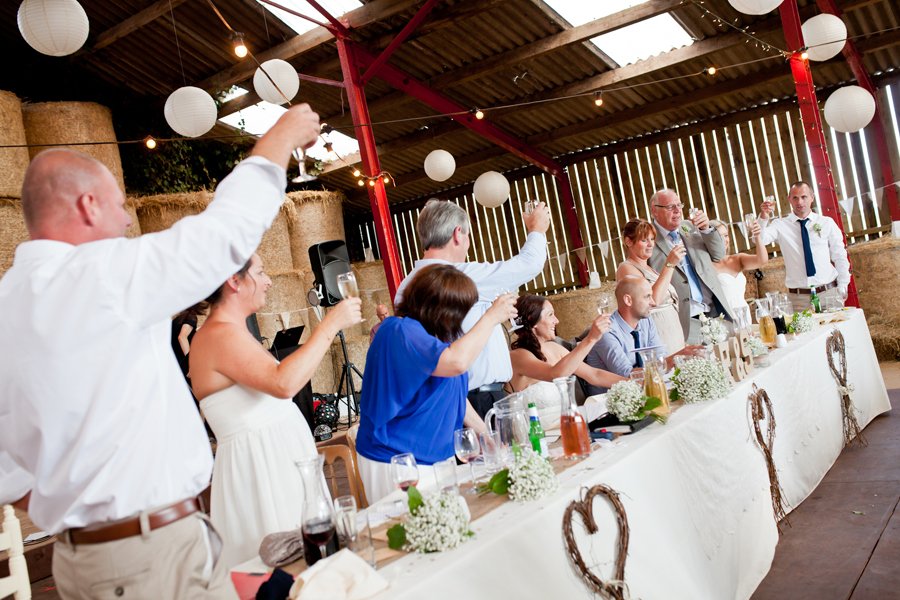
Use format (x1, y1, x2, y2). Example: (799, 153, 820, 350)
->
(824, 86, 876, 133)
(253, 59, 299, 105)
(727, 0, 781, 15)
(424, 149, 456, 182)
(164, 87, 217, 138)
(18, 0, 90, 57)
(474, 171, 510, 208)
(801, 14, 848, 61)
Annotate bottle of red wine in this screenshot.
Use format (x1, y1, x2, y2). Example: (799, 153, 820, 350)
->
(302, 518, 339, 566)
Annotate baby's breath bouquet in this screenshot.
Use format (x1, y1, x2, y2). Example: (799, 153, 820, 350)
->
(477, 448, 559, 502)
(699, 313, 728, 344)
(744, 335, 767, 357)
(606, 380, 665, 423)
(669, 357, 732, 404)
(387, 487, 473, 553)
(788, 310, 816, 333)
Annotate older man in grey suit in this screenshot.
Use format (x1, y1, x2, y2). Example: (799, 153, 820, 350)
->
(646, 189, 735, 344)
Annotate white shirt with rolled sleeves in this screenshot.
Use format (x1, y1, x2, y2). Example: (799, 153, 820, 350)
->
(394, 232, 547, 390)
(0, 156, 286, 534)
(756, 211, 850, 290)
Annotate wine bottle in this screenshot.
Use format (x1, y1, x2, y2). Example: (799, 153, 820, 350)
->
(527, 402, 549, 457)
(810, 285, 821, 313)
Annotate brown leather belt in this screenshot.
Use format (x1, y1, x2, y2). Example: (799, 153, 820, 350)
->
(788, 280, 837, 295)
(67, 497, 201, 545)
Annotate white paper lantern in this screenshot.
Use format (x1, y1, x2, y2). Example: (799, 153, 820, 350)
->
(18, 0, 90, 57)
(727, 0, 781, 15)
(423, 149, 456, 182)
(253, 59, 299, 105)
(824, 86, 876, 133)
(801, 14, 848, 61)
(164, 87, 217, 138)
(473, 171, 510, 208)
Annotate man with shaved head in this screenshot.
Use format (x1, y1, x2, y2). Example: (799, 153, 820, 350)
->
(583, 276, 702, 396)
(0, 104, 321, 599)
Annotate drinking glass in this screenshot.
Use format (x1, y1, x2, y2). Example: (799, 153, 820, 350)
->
(499, 287, 521, 331)
(744, 213, 757, 232)
(837, 287, 848, 305)
(597, 297, 610, 316)
(291, 148, 317, 183)
(657, 354, 668, 376)
(478, 431, 503, 476)
(433, 457, 459, 495)
(673, 355, 688, 370)
(523, 199, 536, 216)
(629, 370, 644, 386)
(337, 272, 365, 321)
(454, 428, 481, 494)
(333, 495, 357, 548)
(390, 453, 418, 492)
(689, 207, 700, 220)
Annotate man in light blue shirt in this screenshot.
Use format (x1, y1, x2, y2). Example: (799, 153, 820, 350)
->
(584, 277, 700, 396)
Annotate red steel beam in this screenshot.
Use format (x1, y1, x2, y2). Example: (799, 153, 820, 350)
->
(351, 43, 589, 286)
(335, 38, 404, 300)
(814, 0, 900, 221)
(303, 0, 353, 38)
(361, 0, 444, 85)
(780, 0, 860, 307)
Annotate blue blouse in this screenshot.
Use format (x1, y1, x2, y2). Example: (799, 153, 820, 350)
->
(356, 317, 467, 465)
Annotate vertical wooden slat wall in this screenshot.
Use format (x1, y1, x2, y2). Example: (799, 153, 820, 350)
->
(360, 82, 900, 294)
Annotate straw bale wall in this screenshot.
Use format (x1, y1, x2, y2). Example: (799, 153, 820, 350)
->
(351, 260, 392, 339)
(124, 200, 141, 238)
(546, 281, 618, 341)
(133, 191, 212, 234)
(742, 269, 759, 301)
(22, 102, 125, 191)
(0, 200, 29, 277)
(258, 212, 292, 272)
(755, 256, 789, 297)
(848, 235, 900, 325)
(0, 91, 30, 198)
(283, 191, 345, 271)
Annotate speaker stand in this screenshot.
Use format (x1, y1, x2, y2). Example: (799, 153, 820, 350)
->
(336, 330, 363, 426)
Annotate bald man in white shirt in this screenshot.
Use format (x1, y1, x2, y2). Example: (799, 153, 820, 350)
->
(0, 104, 321, 599)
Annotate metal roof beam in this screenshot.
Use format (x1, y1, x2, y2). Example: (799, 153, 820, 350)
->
(361, 0, 443, 85)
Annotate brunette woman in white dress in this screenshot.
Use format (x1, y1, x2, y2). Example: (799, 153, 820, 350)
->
(189, 253, 361, 569)
(709, 219, 767, 317)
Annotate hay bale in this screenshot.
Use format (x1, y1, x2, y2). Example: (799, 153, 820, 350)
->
(0, 91, 30, 198)
(755, 256, 788, 298)
(742, 269, 759, 301)
(124, 199, 141, 239)
(352, 260, 392, 338)
(283, 191, 345, 271)
(133, 191, 213, 234)
(849, 235, 900, 324)
(258, 211, 292, 273)
(22, 102, 125, 191)
(545, 281, 618, 341)
(0, 199, 29, 277)
(866, 314, 900, 362)
(331, 334, 369, 397)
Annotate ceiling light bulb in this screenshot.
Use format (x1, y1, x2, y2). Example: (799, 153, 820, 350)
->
(145, 137, 157, 149)
(800, 51, 809, 60)
(353, 169, 361, 177)
(475, 110, 484, 120)
(383, 176, 390, 184)
(357, 179, 365, 186)
(368, 179, 375, 186)
(593, 91, 603, 107)
(707, 66, 716, 75)
(233, 33, 247, 58)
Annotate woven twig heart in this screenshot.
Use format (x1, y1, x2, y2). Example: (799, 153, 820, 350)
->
(826, 329, 866, 447)
(563, 485, 630, 600)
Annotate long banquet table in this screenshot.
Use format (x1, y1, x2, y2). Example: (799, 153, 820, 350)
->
(365, 309, 890, 600)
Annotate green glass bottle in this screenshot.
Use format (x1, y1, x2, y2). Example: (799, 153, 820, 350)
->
(527, 402, 549, 457)
(810, 285, 821, 313)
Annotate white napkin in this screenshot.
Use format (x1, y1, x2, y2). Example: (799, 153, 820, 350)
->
(289, 549, 389, 600)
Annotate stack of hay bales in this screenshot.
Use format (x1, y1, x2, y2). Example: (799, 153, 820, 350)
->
(755, 256, 788, 297)
(545, 280, 618, 341)
(742, 269, 759, 301)
(0, 91, 31, 278)
(283, 191, 345, 270)
(848, 235, 900, 361)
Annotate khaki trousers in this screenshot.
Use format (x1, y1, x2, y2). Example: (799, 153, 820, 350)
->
(53, 513, 238, 600)
(785, 286, 839, 313)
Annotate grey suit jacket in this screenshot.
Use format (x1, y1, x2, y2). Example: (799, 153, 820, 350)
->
(647, 220, 735, 337)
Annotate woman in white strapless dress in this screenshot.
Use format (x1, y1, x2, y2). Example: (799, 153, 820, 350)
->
(509, 295, 627, 429)
(616, 218, 686, 355)
(189, 253, 362, 569)
(709, 220, 768, 320)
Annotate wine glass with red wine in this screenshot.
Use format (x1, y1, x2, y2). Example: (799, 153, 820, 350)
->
(390, 453, 419, 492)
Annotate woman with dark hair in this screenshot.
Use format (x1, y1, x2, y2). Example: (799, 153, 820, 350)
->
(188, 253, 361, 569)
(616, 217, 686, 354)
(508, 295, 626, 428)
(356, 264, 516, 503)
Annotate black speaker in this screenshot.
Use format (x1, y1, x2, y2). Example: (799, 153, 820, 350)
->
(308, 240, 351, 307)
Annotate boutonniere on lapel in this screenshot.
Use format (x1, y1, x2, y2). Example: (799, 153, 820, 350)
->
(813, 223, 822, 237)
(680, 223, 691, 235)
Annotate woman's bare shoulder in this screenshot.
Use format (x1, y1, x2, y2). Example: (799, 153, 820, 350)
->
(542, 340, 568, 363)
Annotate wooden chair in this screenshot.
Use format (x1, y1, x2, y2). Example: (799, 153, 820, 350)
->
(0, 505, 31, 600)
(319, 444, 367, 509)
(345, 424, 368, 507)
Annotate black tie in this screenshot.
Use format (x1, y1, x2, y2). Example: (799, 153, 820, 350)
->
(799, 218, 817, 277)
(631, 330, 642, 367)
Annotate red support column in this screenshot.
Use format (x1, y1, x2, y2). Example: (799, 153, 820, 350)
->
(813, 0, 899, 221)
(335, 38, 404, 301)
(780, 0, 859, 307)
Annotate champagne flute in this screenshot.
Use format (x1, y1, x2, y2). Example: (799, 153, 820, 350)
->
(333, 496, 357, 549)
(390, 453, 418, 492)
(291, 148, 317, 183)
(597, 297, 610, 316)
(337, 272, 365, 322)
(454, 428, 481, 494)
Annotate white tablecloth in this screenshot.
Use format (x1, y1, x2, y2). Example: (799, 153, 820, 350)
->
(371, 309, 890, 600)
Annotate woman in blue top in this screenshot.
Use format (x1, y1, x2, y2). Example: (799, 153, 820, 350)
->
(356, 264, 517, 503)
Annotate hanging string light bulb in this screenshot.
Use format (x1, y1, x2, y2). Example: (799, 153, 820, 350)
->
(145, 136, 157, 149)
(706, 66, 717, 75)
(593, 91, 603, 107)
(474, 109, 485, 120)
(231, 31, 247, 57)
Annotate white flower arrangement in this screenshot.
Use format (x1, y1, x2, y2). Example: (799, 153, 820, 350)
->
(387, 487, 473, 553)
(698, 313, 728, 344)
(606, 381, 645, 422)
(744, 335, 767, 357)
(508, 450, 559, 502)
(670, 357, 732, 404)
(789, 310, 816, 333)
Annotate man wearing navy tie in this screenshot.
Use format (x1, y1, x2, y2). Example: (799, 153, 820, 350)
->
(757, 182, 850, 311)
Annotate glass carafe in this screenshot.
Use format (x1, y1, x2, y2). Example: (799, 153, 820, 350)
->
(638, 349, 670, 416)
(769, 295, 787, 335)
(484, 393, 530, 461)
(554, 375, 591, 459)
(296, 455, 339, 567)
(756, 298, 777, 344)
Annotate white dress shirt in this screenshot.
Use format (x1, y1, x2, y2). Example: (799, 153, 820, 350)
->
(394, 232, 547, 390)
(757, 211, 850, 290)
(0, 156, 286, 534)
